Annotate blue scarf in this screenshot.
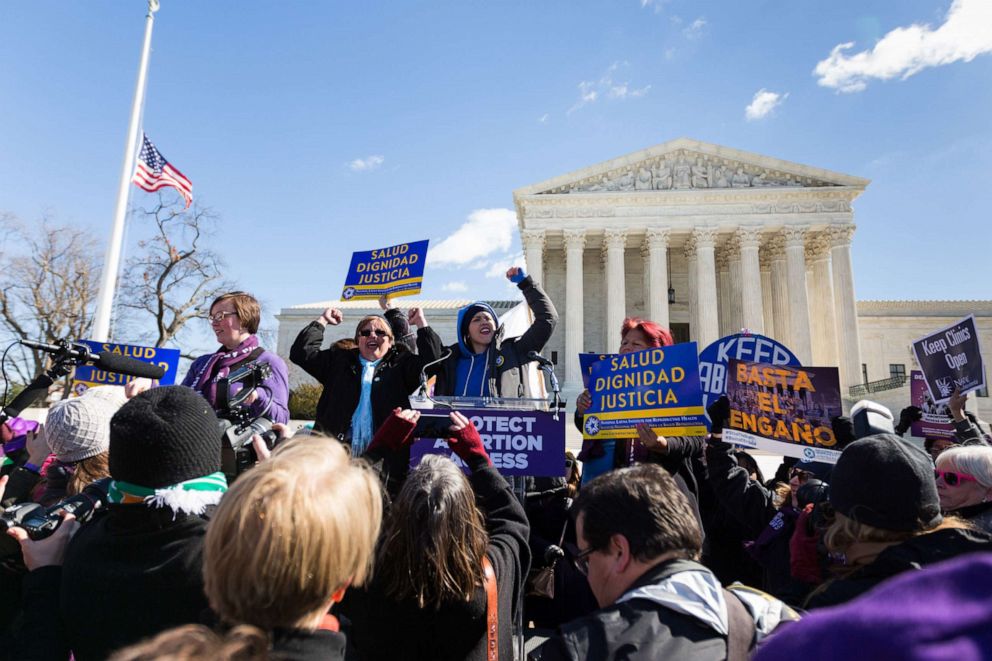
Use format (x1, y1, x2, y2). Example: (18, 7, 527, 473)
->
(350, 357, 380, 455)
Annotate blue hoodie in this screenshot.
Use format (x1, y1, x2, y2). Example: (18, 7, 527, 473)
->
(454, 301, 500, 397)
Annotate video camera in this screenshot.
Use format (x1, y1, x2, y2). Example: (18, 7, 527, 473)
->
(851, 400, 895, 439)
(215, 360, 280, 481)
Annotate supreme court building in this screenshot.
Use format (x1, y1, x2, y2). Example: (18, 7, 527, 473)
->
(514, 137, 865, 392)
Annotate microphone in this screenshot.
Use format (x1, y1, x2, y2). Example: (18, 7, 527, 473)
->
(20, 340, 166, 380)
(418, 348, 453, 393)
(526, 351, 555, 369)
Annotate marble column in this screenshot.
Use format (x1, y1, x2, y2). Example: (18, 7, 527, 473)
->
(693, 228, 719, 349)
(684, 236, 698, 342)
(767, 236, 791, 347)
(644, 228, 670, 329)
(806, 234, 839, 368)
(564, 230, 586, 388)
(727, 242, 744, 334)
(759, 251, 775, 338)
(520, 229, 546, 286)
(827, 224, 863, 392)
(716, 252, 731, 337)
(736, 227, 765, 334)
(603, 229, 628, 345)
(783, 226, 813, 364)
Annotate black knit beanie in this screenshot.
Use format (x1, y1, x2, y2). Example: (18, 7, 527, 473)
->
(829, 433, 942, 532)
(460, 303, 491, 342)
(109, 386, 221, 488)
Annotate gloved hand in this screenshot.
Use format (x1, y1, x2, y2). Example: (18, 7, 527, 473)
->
(367, 408, 419, 454)
(707, 396, 730, 435)
(446, 411, 491, 467)
(895, 406, 923, 435)
(831, 415, 856, 448)
(506, 266, 527, 284)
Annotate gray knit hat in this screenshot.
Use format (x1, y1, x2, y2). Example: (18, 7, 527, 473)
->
(45, 386, 127, 463)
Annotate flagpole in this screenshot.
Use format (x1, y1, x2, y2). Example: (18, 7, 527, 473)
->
(91, 0, 160, 342)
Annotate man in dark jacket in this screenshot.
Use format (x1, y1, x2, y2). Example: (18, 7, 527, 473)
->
(530, 464, 797, 661)
(432, 267, 557, 399)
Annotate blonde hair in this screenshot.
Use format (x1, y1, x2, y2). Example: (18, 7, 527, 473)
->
(824, 512, 972, 561)
(354, 315, 394, 344)
(204, 435, 383, 630)
(109, 624, 268, 661)
(66, 451, 110, 497)
(936, 445, 992, 489)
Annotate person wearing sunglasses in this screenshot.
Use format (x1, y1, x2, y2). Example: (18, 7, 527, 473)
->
(290, 305, 441, 493)
(935, 445, 992, 533)
(182, 291, 290, 424)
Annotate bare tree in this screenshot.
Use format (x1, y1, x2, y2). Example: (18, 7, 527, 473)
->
(117, 193, 234, 358)
(0, 213, 100, 385)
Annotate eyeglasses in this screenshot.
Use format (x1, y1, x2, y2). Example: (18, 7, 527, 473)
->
(359, 329, 389, 338)
(935, 469, 978, 487)
(574, 546, 597, 575)
(789, 468, 814, 483)
(208, 311, 238, 323)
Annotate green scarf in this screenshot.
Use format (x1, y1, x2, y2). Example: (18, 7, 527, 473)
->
(108, 471, 228, 515)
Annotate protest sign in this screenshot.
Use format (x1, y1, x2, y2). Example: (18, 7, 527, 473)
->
(578, 353, 609, 389)
(698, 333, 799, 428)
(911, 315, 985, 404)
(409, 408, 566, 477)
(341, 239, 429, 301)
(582, 342, 707, 440)
(909, 370, 956, 440)
(70, 340, 181, 396)
(723, 360, 844, 463)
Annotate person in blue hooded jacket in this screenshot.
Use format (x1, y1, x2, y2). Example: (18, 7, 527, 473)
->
(430, 266, 557, 399)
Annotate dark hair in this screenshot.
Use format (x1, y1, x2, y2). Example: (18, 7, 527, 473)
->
(620, 317, 674, 347)
(734, 450, 764, 484)
(573, 464, 702, 562)
(210, 291, 261, 334)
(374, 455, 487, 609)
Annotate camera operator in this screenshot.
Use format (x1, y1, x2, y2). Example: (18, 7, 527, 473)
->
(182, 291, 289, 424)
(5, 386, 228, 660)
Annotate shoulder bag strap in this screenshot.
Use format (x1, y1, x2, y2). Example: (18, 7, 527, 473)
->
(722, 588, 756, 661)
(483, 555, 498, 661)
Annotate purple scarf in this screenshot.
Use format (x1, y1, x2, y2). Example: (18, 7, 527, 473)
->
(189, 335, 260, 407)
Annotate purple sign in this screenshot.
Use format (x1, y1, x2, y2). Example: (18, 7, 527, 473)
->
(910, 370, 956, 439)
(409, 408, 566, 477)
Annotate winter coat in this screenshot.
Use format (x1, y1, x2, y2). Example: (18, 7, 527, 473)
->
(431, 276, 557, 399)
(183, 346, 291, 424)
(705, 439, 810, 604)
(56, 504, 212, 661)
(340, 462, 530, 661)
(530, 559, 797, 661)
(952, 500, 992, 534)
(805, 526, 992, 609)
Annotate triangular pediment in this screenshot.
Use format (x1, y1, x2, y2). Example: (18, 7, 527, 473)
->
(513, 137, 869, 197)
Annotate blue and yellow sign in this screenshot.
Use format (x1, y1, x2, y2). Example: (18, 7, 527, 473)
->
(582, 342, 707, 439)
(578, 353, 609, 389)
(71, 340, 181, 396)
(341, 239, 429, 301)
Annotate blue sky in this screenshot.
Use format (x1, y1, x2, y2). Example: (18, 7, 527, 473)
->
(2, 0, 990, 347)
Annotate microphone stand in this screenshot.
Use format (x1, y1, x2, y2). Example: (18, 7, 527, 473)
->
(2, 341, 81, 424)
(415, 348, 453, 409)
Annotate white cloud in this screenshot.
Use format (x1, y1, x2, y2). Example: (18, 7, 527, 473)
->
(347, 155, 384, 172)
(485, 253, 525, 279)
(640, 0, 670, 13)
(745, 89, 788, 120)
(568, 61, 649, 114)
(814, 0, 992, 93)
(427, 208, 517, 267)
(538, 113, 550, 124)
(441, 281, 468, 293)
(683, 17, 707, 40)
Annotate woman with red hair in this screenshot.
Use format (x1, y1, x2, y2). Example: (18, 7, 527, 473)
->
(575, 317, 704, 523)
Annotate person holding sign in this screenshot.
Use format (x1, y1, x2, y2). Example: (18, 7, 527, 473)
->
(430, 266, 557, 399)
(289, 304, 441, 491)
(183, 291, 290, 424)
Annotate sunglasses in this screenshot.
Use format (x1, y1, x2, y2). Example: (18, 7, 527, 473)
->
(789, 468, 814, 483)
(359, 329, 389, 338)
(574, 546, 597, 575)
(935, 469, 978, 487)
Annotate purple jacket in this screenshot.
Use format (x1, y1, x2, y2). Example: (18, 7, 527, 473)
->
(755, 553, 992, 661)
(182, 348, 290, 424)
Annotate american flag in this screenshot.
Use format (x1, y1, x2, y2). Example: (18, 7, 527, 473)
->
(131, 133, 193, 208)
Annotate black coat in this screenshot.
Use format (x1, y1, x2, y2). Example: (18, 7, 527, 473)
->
(805, 526, 992, 609)
(531, 559, 739, 661)
(431, 276, 557, 398)
(58, 505, 211, 661)
(341, 462, 530, 661)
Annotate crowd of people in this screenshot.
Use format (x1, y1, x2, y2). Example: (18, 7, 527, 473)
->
(0, 272, 990, 660)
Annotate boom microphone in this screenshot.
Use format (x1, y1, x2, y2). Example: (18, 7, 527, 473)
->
(527, 351, 555, 369)
(20, 339, 166, 379)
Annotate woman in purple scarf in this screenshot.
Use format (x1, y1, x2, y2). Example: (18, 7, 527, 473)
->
(182, 291, 290, 424)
